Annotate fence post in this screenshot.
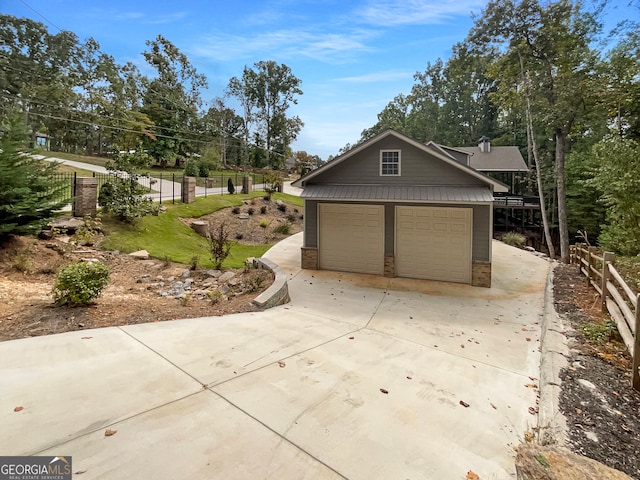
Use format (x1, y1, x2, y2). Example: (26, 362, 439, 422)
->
(633, 293, 640, 391)
(586, 246, 596, 287)
(601, 252, 615, 313)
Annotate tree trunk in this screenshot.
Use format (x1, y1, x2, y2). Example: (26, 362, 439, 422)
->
(555, 130, 570, 263)
(527, 108, 556, 259)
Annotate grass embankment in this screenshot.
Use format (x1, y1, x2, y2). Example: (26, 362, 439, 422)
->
(100, 192, 303, 269)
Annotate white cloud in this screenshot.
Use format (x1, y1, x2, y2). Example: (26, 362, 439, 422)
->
(192, 29, 377, 63)
(357, 0, 484, 26)
(334, 70, 413, 83)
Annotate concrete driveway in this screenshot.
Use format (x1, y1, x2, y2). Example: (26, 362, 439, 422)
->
(0, 235, 550, 479)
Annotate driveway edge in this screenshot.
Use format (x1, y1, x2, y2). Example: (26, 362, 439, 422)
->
(537, 262, 569, 445)
(251, 257, 290, 308)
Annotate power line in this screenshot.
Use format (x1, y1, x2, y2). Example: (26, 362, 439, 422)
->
(18, 0, 64, 32)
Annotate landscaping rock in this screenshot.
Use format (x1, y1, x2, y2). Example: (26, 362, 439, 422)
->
(515, 444, 633, 480)
(218, 271, 236, 283)
(129, 250, 150, 260)
(204, 269, 221, 278)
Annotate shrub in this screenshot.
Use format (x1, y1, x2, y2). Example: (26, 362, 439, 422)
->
(273, 223, 291, 235)
(232, 206, 241, 214)
(286, 213, 298, 223)
(184, 158, 199, 177)
(227, 178, 235, 194)
(206, 222, 232, 270)
(260, 205, 268, 214)
(502, 232, 526, 248)
(52, 261, 110, 306)
(259, 220, 269, 229)
(247, 207, 255, 215)
(235, 233, 244, 240)
(277, 203, 287, 212)
(189, 255, 199, 270)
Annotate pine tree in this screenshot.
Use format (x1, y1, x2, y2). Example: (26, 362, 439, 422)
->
(0, 116, 69, 241)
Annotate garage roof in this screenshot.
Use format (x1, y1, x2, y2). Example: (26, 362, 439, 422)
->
(301, 184, 494, 203)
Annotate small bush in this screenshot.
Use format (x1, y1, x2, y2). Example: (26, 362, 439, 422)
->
(273, 223, 292, 235)
(260, 205, 268, 214)
(259, 220, 269, 229)
(206, 222, 232, 270)
(247, 207, 255, 215)
(502, 232, 526, 248)
(235, 233, 244, 240)
(189, 255, 199, 270)
(245, 270, 269, 293)
(581, 319, 617, 344)
(277, 204, 287, 212)
(286, 213, 298, 223)
(232, 206, 241, 214)
(52, 261, 110, 306)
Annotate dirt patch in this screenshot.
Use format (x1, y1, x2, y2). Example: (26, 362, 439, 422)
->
(553, 262, 640, 479)
(0, 199, 305, 342)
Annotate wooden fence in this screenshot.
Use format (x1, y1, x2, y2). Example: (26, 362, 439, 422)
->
(570, 243, 640, 390)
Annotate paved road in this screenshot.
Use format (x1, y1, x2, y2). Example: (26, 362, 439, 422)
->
(38, 155, 302, 201)
(0, 236, 551, 479)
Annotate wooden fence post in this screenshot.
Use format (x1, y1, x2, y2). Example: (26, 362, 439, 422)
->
(633, 293, 640, 391)
(601, 252, 615, 313)
(586, 246, 596, 287)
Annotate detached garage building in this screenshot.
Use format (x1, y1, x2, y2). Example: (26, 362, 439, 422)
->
(291, 129, 508, 287)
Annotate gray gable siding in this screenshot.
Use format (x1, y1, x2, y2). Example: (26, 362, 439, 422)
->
(303, 199, 491, 262)
(310, 137, 486, 187)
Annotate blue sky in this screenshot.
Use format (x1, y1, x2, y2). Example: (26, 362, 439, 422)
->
(3, 0, 631, 159)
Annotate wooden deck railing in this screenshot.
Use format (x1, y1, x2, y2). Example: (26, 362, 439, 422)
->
(570, 243, 640, 391)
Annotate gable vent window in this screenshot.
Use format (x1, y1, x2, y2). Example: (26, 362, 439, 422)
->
(380, 150, 400, 176)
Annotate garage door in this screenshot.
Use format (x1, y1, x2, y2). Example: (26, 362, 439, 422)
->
(319, 204, 384, 275)
(396, 206, 472, 283)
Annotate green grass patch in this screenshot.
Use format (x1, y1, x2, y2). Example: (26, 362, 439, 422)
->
(46, 151, 110, 168)
(54, 163, 97, 177)
(100, 192, 273, 268)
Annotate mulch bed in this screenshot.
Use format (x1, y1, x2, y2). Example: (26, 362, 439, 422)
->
(553, 262, 640, 479)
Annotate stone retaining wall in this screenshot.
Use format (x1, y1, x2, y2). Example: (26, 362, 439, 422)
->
(251, 257, 290, 308)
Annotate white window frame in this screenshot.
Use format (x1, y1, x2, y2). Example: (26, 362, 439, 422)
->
(380, 149, 401, 176)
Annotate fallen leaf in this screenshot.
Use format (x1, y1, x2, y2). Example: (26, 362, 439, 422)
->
(348, 336, 354, 340)
(466, 471, 479, 480)
(104, 429, 117, 437)
(406, 376, 413, 380)
(13, 406, 23, 412)
(278, 361, 286, 368)
(81, 336, 93, 340)
(459, 400, 470, 408)
(75, 470, 87, 475)
(529, 376, 538, 381)
(524, 383, 538, 389)
(612, 391, 620, 397)
(380, 388, 389, 394)
(490, 403, 497, 410)
(525, 337, 532, 342)
(621, 424, 631, 432)
(576, 408, 582, 414)
(528, 407, 537, 415)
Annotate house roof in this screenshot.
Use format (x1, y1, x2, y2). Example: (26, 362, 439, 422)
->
(292, 129, 508, 193)
(454, 146, 529, 172)
(301, 184, 494, 203)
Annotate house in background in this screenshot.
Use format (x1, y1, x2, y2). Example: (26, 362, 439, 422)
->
(292, 129, 509, 288)
(33, 132, 51, 151)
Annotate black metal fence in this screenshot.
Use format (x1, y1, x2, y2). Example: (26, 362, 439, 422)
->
(49, 171, 267, 205)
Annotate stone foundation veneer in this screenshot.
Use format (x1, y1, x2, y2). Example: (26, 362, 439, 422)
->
(472, 260, 492, 288)
(301, 247, 318, 269)
(384, 255, 395, 277)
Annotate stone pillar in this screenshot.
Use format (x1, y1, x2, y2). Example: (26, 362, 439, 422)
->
(301, 247, 318, 269)
(242, 176, 253, 194)
(73, 177, 98, 217)
(182, 176, 196, 203)
(472, 261, 492, 288)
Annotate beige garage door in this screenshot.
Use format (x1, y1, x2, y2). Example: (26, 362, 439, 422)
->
(319, 204, 384, 275)
(396, 206, 472, 283)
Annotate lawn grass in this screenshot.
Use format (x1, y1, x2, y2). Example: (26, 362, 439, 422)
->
(100, 192, 279, 268)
